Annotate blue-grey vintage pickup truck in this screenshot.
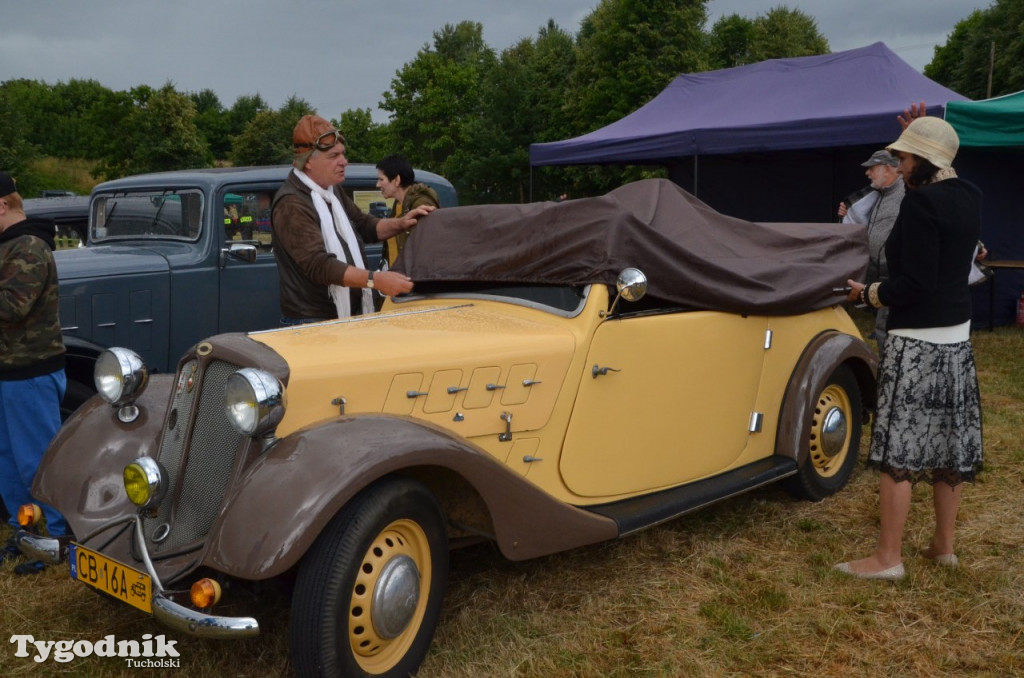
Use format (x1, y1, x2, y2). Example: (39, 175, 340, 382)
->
(43, 164, 456, 415)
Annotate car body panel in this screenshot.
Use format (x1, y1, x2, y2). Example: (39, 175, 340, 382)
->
(249, 301, 577, 442)
(561, 311, 768, 496)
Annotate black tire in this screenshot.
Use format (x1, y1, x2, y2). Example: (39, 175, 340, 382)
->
(785, 364, 862, 501)
(290, 477, 448, 678)
(61, 379, 95, 422)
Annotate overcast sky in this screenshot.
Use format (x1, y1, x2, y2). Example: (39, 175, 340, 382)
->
(1, 0, 990, 124)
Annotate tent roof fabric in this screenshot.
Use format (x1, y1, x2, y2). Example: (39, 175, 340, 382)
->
(394, 179, 868, 316)
(945, 91, 1024, 148)
(530, 42, 968, 166)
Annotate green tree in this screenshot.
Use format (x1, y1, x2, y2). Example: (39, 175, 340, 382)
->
(381, 21, 497, 185)
(707, 14, 755, 68)
(229, 96, 315, 167)
(568, 0, 709, 134)
(0, 84, 38, 192)
(926, 0, 1024, 99)
(335, 108, 391, 164)
(190, 89, 231, 159)
(227, 94, 270, 141)
(95, 84, 210, 179)
(746, 6, 829, 62)
(453, 20, 577, 203)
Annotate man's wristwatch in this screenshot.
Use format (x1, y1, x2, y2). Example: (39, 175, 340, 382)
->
(366, 271, 375, 290)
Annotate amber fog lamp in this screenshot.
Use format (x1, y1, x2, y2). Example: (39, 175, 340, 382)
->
(224, 368, 286, 437)
(95, 348, 149, 422)
(17, 503, 43, 528)
(190, 578, 222, 608)
(123, 457, 166, 508)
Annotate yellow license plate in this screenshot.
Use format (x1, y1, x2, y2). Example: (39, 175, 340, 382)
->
(69, 543, 153, 614)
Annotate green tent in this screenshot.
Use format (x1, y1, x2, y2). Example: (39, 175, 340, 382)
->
(946, 91, 1024, 148)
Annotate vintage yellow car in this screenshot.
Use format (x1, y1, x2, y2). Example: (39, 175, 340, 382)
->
(17, 179, 876, 678)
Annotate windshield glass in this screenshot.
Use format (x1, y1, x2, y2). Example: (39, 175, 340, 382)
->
(91, 190, 203, 242)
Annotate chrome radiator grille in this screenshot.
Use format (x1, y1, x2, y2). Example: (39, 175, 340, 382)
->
(144, 358, 244, 553)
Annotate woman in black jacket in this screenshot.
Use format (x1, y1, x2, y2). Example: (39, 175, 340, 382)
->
(836, 116, 983, 580)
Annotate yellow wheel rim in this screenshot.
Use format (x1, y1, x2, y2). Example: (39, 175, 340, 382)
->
(348, 518, 432, 674)
(808, 383, 852, 479)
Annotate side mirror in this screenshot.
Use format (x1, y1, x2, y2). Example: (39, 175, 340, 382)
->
(221, 242, 258, 266)
(606, 267, 647, 316)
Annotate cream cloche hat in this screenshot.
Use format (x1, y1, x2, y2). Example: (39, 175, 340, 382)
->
(887, 117, 959, 169)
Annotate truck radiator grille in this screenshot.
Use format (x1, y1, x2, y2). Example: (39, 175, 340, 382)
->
(145, 358, 243, 553)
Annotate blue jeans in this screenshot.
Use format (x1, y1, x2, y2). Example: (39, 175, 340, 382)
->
(0, 370, 68, 536)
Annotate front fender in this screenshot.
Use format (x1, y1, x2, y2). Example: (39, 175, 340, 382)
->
(205, 415, 618, 579)
(32, 375, 173, 539)
(775, 331, 878, 465)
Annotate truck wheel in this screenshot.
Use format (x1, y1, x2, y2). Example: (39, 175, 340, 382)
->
(785, 365, 862, 501)
(290, 477, 448, 678)
(61, 380, 95, 422)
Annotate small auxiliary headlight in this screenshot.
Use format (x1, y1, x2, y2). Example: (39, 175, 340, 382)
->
(123, 457, 166, 508)
(95, 348, 148, 407)
(17, 504, 43, 528)
(224, 368, 286, 437)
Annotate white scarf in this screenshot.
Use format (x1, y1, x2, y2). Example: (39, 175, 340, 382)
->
(293, 168, 373, 317)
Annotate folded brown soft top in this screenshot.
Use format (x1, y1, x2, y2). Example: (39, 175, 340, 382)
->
(394, 178, 868, 315)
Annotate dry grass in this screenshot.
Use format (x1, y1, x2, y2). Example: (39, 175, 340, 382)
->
(3, 317, 1023, 677)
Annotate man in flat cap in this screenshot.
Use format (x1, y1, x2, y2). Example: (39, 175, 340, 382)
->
(838, 149, 904, 351)
(271, 115, 431, 323)
(0, 171, 68, 573)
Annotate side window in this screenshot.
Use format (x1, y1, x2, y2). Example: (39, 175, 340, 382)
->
(223, 191, 274, 250)
(348, 188, 393, 218)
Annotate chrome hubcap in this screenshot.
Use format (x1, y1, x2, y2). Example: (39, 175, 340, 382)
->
(371, 555, 420, 639)
(820, 406, 848, 459)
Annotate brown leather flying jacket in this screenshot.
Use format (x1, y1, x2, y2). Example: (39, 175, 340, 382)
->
(271, 171, 380, 320)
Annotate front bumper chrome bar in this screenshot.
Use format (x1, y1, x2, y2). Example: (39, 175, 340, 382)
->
(15, 518, 260, 639)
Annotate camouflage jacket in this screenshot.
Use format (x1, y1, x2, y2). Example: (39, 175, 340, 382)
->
(0, 217, 66, 379)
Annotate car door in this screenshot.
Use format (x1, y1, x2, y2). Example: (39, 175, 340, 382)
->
(218, 187, 282, 333)
(559, 311, 769, 499)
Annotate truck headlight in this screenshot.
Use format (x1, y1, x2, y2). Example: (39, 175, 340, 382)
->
(123, 456, 166, 508)
(225, 368, 286, 437)
(95, 348, 148, 407)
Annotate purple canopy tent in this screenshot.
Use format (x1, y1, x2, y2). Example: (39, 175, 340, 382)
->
(530, 43, 966, 166)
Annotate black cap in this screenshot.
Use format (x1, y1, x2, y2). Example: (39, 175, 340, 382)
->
(0, 171, 16, 198)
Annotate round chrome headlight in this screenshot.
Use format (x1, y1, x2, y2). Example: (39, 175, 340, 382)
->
(95, 348, 148, 406)
(123, 456, 166, 508)
(224, 368, 286, 437)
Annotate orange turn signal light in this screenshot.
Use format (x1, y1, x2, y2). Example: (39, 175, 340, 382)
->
(17, 504, 43, 528)
(190, 578, 222, 609)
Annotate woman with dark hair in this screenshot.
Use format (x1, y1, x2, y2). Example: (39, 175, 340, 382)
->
(836, 116, 983, 580)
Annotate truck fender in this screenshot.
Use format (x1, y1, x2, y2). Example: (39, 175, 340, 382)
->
(204, 415, 618, 579)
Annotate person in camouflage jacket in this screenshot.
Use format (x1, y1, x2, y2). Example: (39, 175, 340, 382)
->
(0, 172, 68, 571)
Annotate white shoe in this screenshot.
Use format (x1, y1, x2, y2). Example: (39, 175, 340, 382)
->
(834, 561, 906, 580)
(924, 552, 958, 568)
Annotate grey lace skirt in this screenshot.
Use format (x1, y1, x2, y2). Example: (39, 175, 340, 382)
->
(866, 333, 983, 484)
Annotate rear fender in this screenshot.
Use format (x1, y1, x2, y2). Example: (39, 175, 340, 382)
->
(775, 331, 878, 465)
(205, 415, 618, 579)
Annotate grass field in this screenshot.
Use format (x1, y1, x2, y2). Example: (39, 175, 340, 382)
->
(3, 316, 1022, 677)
